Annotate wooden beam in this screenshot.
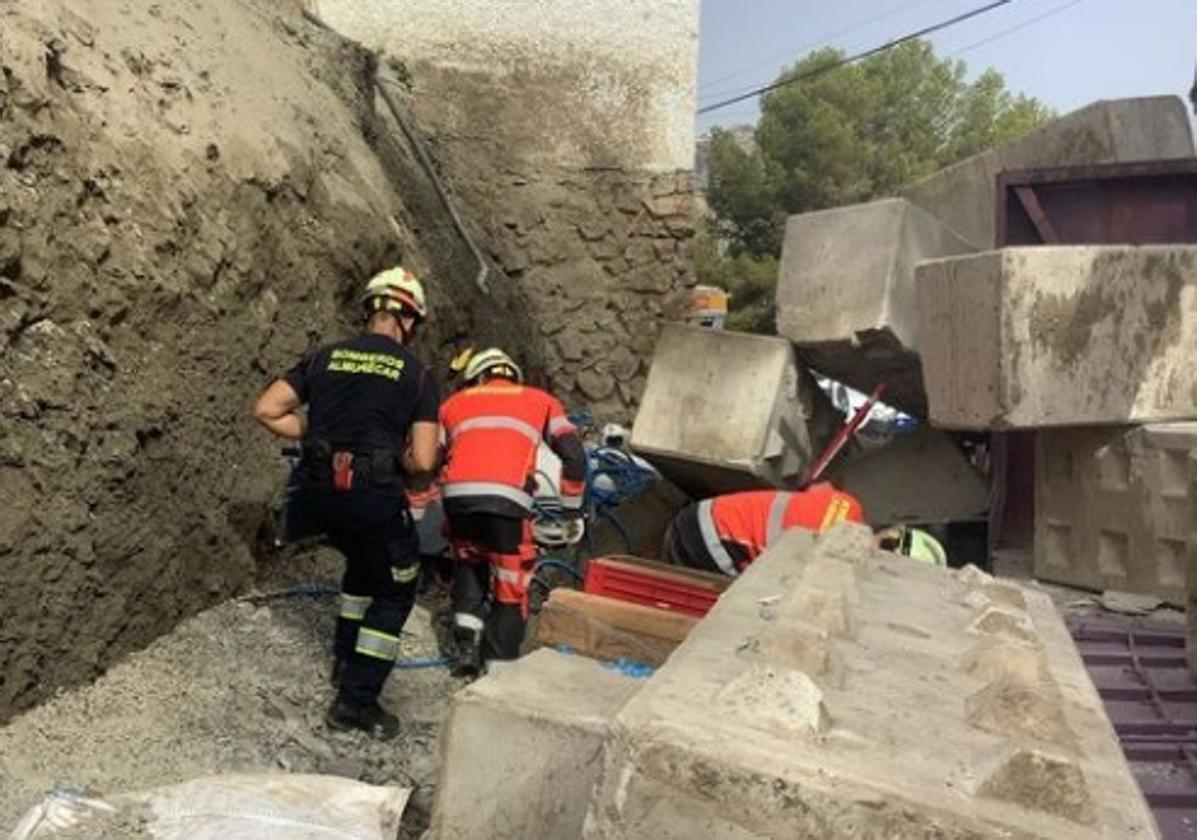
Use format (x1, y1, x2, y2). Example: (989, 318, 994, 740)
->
(534, 588, 698, 667)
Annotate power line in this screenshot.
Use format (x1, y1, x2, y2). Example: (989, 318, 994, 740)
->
(699, 0, 941, 96)
(697, 0, 1013, 116)
(947, 0, 1088, 57)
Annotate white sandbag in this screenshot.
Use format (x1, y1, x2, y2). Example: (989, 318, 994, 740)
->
(11, 774, 410, 840)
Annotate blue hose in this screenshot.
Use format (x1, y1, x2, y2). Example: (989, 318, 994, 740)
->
(532, 558, 584, 582)
(394, 656, 449, 670)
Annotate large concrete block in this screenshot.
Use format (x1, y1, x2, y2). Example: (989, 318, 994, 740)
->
(584, 526, 1155, 839)
(918, 246, 1197, 429)
(631, 324, 825, 496)
(902, 96, 1194, 247)
(1037, 424, 1197, 605)
(826, 427, 989, 524)
(777, 198, 977, 413)
(430, 649, 641, 840)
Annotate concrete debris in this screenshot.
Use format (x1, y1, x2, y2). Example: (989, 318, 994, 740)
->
(1035, 424, 1196, 605)
(429, 649, 641, 840)
(1099, 591, 1165, 616)
(776, 198, 977, 413)
(583, 526, 1155, 839)
(631, 324, 828, 495)
(918, 246, 1197, 429)
(826, 426, 989, 525)
(902, 96, 1194, 246)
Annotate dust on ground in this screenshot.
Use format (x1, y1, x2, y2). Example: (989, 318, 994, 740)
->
(0, 546, 463, 839)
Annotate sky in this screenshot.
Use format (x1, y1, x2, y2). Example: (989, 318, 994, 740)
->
(696, 0, 1197, 134)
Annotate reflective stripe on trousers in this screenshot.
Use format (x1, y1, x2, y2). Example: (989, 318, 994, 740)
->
(696, 499, 739, 577)
(355, 627, 401, 661)
(339, 593, 372, 621)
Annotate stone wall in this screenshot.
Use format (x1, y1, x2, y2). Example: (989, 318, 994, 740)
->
(315, 0, 700, 419)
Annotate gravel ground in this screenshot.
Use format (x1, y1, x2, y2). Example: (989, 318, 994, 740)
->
(0, 546, 463, 839)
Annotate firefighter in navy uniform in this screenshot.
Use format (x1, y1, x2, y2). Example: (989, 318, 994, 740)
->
(253, 267, 439, 740)
(439, 348, 587, 676)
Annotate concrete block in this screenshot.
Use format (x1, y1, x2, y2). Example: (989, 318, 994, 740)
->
(1035, 424, 1197, 605)
(584, 526, 1155, 840)
(918, 246, 1197, 429)
(586, 476, 690, 559)
(902, 96, 1194, 246)
(777, 198, 977, 412)
(631, 324, 823, 496)
(826, 426, 989, 524)
(430, 648, 641, 840)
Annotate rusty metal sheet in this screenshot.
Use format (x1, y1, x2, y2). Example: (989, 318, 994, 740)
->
(998, 159, 1197, 247)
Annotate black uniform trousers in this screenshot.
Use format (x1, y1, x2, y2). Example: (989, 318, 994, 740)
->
(291, 470, 420, 710)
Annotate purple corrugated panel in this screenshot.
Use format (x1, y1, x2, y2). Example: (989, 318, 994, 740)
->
(1069, 615, 1197, 835)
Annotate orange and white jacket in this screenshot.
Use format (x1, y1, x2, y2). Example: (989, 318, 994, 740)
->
(439, 378, 586, 517)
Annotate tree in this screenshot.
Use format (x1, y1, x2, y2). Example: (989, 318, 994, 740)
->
(693, 223, 778, 335)
(708, 40, 1051, 259)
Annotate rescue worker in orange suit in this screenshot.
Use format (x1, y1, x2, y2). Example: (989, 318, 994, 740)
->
(662, 484, 865, 577)
(439, 348, 587, 676)
(253, 267, 439, 740)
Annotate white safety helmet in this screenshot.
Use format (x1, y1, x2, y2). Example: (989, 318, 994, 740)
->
(361, 266, 428, 321)
(464, 347, 523, 384)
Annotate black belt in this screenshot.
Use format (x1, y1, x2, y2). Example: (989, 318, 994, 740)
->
(300, 441, 402, 484)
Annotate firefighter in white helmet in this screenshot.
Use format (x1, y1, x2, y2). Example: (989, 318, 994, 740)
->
(253, 266, 438, 739)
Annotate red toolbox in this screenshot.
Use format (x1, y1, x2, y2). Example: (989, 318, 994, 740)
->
(582, 555, 730, 618)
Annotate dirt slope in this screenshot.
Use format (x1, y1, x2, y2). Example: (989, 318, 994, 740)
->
(0, 0, 534, 720)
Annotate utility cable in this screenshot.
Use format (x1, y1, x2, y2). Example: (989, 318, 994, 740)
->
(697, 0, 1013, 115)
(699, 0, 941, 97)
(947, 0, 1089, 57)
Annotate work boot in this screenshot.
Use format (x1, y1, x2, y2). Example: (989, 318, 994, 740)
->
(451, 630, 482, 679)
(325, 698, 401, 741)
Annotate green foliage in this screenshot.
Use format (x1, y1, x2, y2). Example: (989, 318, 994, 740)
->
(707, 40, 1051, 257)
(693, 223, 779, 335)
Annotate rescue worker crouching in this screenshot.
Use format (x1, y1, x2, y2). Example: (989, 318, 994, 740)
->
(252, 266, 439, 740)
(440, 348, 587, 677)
(662, 484, 866, 576)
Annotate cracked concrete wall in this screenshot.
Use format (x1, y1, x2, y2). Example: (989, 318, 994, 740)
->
(316, 0, 700, 419)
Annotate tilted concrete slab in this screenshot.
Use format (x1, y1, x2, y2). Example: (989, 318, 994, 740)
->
(429, 649, 641, 840)
(584, 526, 1156, 840)
(902, 96, 1194, 247)
(631, 324, 825, 496)
(826, 426, 989, 524)
(918, 246, 1197, 429)
(1037, 425, 1196, 605)
(777, 198, 977, 414)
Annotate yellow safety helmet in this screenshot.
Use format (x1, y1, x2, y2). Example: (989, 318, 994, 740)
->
(361, 266, 427, 321)
(464, 347, 523, 384)
(878, 525, 947, 567)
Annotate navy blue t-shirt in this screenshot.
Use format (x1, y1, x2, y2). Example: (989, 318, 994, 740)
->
(283, 333, 439, 454)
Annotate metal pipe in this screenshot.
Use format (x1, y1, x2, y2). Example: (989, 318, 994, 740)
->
(375, 75, 491, 293)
